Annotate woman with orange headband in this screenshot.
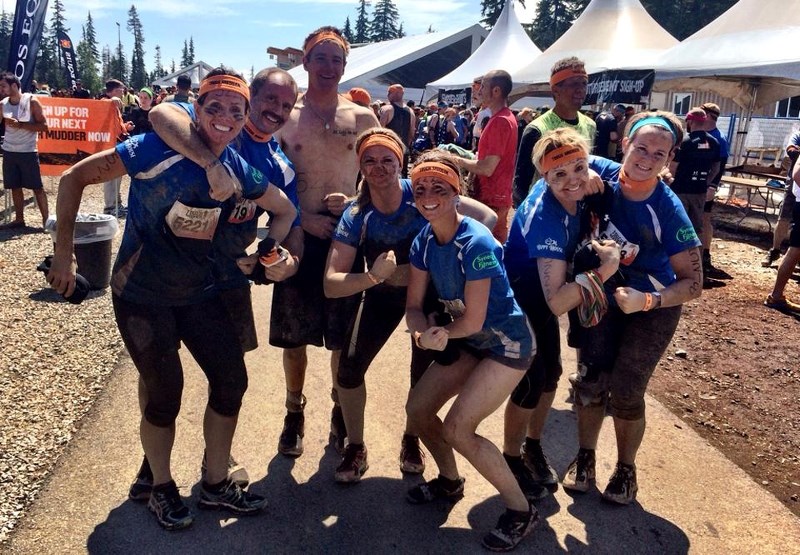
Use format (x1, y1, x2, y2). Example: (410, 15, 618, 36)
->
(404, 150, 538, 551)
(323, 129, 495, 484)
(501, 128, 621, 501)
(563, 110, 702, 506)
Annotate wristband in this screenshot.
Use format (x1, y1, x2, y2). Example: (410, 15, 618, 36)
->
(366, 271, 383, 285)
(204, 158, 222, 171)
(643, 292, 653, 311)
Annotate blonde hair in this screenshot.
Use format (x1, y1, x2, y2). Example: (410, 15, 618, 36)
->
(532, 128, 590, 174)
(353, 127, 405, 213)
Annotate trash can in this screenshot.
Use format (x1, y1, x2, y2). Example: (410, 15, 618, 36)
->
(46, 213, 119, 290)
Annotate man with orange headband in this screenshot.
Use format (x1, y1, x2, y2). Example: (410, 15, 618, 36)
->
(453, 69, 517, 242)
(380, 83, 415, 176)
(48, 68, 297, 530)
(513, 57, 596, 207)
(272, 26, 379, 457)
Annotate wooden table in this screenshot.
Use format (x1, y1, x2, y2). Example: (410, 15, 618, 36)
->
(743, 146, 782, 166)
(726, 164, 787, 182)
(719, 175, 783, 231)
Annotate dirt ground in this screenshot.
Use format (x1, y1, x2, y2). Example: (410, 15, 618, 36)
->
(648, 206, 800, 517)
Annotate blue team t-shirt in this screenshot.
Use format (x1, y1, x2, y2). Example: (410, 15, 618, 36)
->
(113, 131, 268, 305)
(409, 216, 533, 360)
(332, 179, 425, 266)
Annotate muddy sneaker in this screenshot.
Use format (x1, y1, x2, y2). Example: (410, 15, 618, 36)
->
(562, 449, 596, 493)
(761, 248, 781, 267)
(334, 443, 369, 483)
(522, 442, 559, 491)
(764, 294, 800, 313)
(508, 458, 549, 501)
(602, 462, 638, 505)
(329, 405, 347, 455)
(481, 503, 539, 552)
(129, 455, 153, 502)
(147, 480, 194, 531)
(406, 475, 465, 504)
(278, 410, 305, 457)
(198, 479, 267, 515)
(201, 451, 249, 487)
(399, 434, 426, 474)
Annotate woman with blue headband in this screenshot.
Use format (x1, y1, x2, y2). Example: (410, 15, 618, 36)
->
(563, 110, 703, 505)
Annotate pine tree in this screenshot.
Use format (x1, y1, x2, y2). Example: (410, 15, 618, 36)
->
(342, 16, 354, 43)
(354, 0, 370, 43)
(76, 12, 102, 95)
(370, 0, 401, 41)
(34, 23, 57, 90)
(46, 0, 69, 88)
(127, 6, 147, 89)
(153, 45, 166, 79)
(101, 45, 111, 82)
(398, 22, 405, 38)
(188, 37, 195, 65)
(170, 59, 176, 74)
(181, 40, 190, 67)
(0, 10, 13, 74)
(640, 0, 735, 40)
(528, 0, 580, 50)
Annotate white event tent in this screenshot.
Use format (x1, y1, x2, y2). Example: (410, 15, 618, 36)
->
(426, 0, 541, 97)
(510, 0, 678, 101)
(288, 26, 488, 103)
(152, 61, 215, 89)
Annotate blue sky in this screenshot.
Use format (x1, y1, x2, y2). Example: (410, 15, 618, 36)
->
(51, 0, 537, 79)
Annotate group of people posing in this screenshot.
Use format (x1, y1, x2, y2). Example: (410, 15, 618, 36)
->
(47, 26, 704, 552)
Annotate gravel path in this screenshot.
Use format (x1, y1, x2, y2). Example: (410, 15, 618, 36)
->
(0, 178, 127, 542)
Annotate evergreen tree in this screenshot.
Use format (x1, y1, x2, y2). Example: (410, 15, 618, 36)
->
(370, 0, 401, 41)
(127, 5, 147, 89)
(528, 0, 583, 50)
(101, 45, 111, 82)
(641, 0, 735, 40)
(0, 10, 13, 74)
(188, 37, 195, 65)
(181, 40, 190, 67)
(153, 45, 166, 79)
(342, 16, 354, 43)
(170, 59, 176, 74)
(76, 12, 102, 95)
(398, 22, 405, 38)
(48, 0, 69, 87)
(354, 0, 370, 43)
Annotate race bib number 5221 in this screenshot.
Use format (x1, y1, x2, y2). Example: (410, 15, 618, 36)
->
(165, 201, 221, 241)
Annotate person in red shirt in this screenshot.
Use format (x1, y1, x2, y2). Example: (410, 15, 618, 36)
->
(454, 69, 517, 242)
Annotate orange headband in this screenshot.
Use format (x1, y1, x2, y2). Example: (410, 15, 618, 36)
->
(357, 134, 403, 164)
(304, 31, 348, 57)
(549, 68, 588, 88)
(411, 162, 461, 193)
(540, 145, 587, 173)
(199, 75, 250, 103)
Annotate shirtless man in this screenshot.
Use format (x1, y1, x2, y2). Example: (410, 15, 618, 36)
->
(272, 26, 378, 456)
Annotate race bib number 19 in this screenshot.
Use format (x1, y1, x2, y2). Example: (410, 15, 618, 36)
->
(165, 200, 221, 241)
(228, 198, 257, 224)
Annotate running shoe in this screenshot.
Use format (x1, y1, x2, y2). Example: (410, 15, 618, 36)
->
(399, 434, 426, 474)
(481, 503, 539, 552)
(129, 455, 153, 502)
(562, 449, 596, 493)
(198, 479, 267, 515)
(147, 480, 194, 531)
(521, 442, 559, 491)
(602, 462, 638, 505)
(761, 248, 781, 267)
(278, 410, 305, 457)
(334, 443, 369, 483)
(406, 476, 465, 504)
(200, 451, 249, 487)
(330, 405, 347, 455)
(764, 294, 800, 313)
(509, 459, 549, 501)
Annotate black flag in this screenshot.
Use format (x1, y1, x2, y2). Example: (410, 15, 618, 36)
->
(58, 30, 80, 90)
(7, 0, 50, 92)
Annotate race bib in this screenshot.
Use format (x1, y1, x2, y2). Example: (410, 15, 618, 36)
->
(600, 221, 639, 266)
(228, 198, 258, 224)
(165, 201, 221, 241)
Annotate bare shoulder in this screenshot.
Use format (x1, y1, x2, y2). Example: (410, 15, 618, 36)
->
(349, 102, 379, 132)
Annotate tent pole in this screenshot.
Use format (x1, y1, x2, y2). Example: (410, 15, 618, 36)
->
(734, 81, 760, 165)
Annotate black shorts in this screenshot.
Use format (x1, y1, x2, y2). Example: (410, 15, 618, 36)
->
(113, 294, 248, 427)
(337, 284, 434, 389)
(508, 275, 562, 409)
(790, 199, 800, 248)
(780, 187, 796, 222)
(219, 285, 258, 353)
(573, 305, 681, 421)
(2, 151, 43, 189)
(269, 232, 363, 350)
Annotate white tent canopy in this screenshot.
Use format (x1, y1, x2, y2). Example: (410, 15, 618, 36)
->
(152, 61, 215, 89)
(288, 26, 488, 102)
(653, 0, 800, 110)
(426, 0, 541, 95)
(510, 0, 677, 99)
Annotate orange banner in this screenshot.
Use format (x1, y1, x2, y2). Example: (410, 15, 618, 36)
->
(36, 97, 125, 176)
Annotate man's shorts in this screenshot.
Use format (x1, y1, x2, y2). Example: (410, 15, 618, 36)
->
(677, 193, 704, 234)
(219, 285, 258, 353)
(779, 187, 796, 222)
(269, 232, 363, 351)
(789, 198, 800, 248)
(2, 151, 43, 189)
